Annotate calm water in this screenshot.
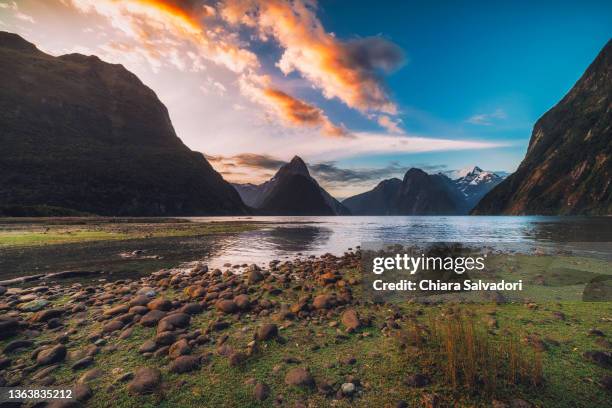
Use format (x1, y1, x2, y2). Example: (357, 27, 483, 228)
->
(2, 216, 611, 281)
(191, 216, 612, 268)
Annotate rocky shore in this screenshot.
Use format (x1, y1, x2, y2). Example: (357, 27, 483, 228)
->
(0, 250, 610, 407)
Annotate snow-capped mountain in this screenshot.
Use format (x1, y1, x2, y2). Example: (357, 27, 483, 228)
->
(452, 166, 504, 211)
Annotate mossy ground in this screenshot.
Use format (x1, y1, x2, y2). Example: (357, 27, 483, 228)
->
(3, 260, 610, 408)
(0, 218, 260, 248)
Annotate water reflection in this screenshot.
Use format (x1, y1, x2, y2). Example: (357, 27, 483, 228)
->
(2, 216, 611, 281)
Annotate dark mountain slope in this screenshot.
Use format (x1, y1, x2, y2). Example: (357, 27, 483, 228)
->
(249, 156, 350, 215)
(473, 40, 612, 215)
(393, 169, 459, 215)
(342, 169, 461, 215)
(0, 32, 247, 216)
(342, 178, 402, 215)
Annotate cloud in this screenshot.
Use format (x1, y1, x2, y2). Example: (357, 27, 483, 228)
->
(220, 0, 404, 115)
(207, 153, 287, 170)
(261, 88, 349, 137)
(0, 1, 36, 23)
(69, 0, 259, 73)
(377, 115, 404, 134)
(310, 161, 400, 184)
(466, 108, 507, 126)
(65, 0, 361, 138)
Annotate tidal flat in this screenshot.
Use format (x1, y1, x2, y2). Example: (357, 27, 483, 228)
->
(0, 217, 267, 283)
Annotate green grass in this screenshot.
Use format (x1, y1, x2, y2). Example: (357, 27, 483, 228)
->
(3, 258, 611, 407)
(0, 221, 260, 248)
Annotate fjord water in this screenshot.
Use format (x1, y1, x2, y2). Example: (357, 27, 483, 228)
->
(2, 216, 611, 281)
(192, 216, 612, 268)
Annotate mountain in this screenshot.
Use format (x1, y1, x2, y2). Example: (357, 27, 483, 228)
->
(473, 40, 612, 215)
(393, 169, 460, 214)
(341, 178, 402, 215)
(342, 167, 503, 215)
(233, 156, 350, 215)
(231, 183, 263, 208)
(453, 166, 503, 212)
(343, 168, 460, 215)
(0, 32, 247, 216)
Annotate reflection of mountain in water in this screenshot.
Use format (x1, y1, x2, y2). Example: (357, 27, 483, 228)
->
(264, 226, 332, 253)
(528, 217, 612, 242)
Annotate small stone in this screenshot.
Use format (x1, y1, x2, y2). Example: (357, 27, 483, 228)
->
(36, 345, 67, 366)
(216, 300, 238, 314)
(128, 367, 161, 394)
(147, 298, 173, 311)
(140, 310, 167, 327)
(234, 294, 251, 310)
(312, 294, 333, 310)
(180, 303, 203, 315)
(129, 295, 151, 307)
(229, 351, 247, 366)
(257, 324, 278, 341)
(169, 339, 191, 359)
(254, 382, 270, 401)
(71, 357, 93, 370)
(509, 399, 533, 408)
(19, 299, 50, 312)
(102, 319, 125, 333)
(341, 382, 355, 396)
(155, 331, 176, 346)
(79, 368, 104, 383)
(248, 269, 264, 284)
(103, 304, 129, 316)
(341, 308, 361, 330)
(404, 373, 430, 387)
(119, 327, 134, 339)
(168, 355, 201, 373)
(4, 339, 34, 353)
(73, 383, 93, 401)
(139, 340, 157, 354)
(284, 367, 314, 388)
(158, 313, 191, 331)
(31, 308, 63, 322)
(588, 328, 605, 337)
(583, 350, 612, 368)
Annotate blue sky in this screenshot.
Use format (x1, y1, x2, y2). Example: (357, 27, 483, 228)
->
(315, 0, 612, 172)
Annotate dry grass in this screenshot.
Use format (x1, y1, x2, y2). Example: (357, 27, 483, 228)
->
(401, 312, 543, 397)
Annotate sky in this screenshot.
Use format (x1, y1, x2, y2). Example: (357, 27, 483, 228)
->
(1, 0, 611, 198)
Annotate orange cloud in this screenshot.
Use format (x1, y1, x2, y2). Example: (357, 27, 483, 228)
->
(377, 115, 404, 134)
(220, 0, 404, 115)
(70, 0, 258, 73)
(262, 88, 348, 137)
(67, 0, 397, 137)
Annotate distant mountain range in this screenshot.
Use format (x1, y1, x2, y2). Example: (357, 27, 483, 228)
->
(473, 39, 612, 215)
(233, 156, 350, 215)
(0, 32, 247, 216)
(342, 166, 504, 215)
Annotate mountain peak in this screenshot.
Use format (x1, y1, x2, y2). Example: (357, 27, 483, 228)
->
(279, 155, 310, 177)
(403, 168, 428, 181)
(0, 31, 38, 53)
